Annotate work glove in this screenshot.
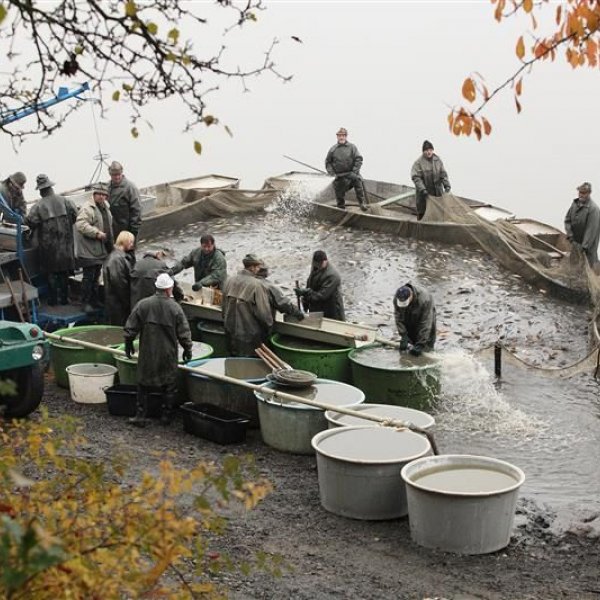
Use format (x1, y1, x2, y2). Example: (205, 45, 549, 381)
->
(124, 339, 135, 359)
(399, 336, 409, 351)
(182, 348, 193, 363)
(294, 287, 309, 297)
(172, 284, 184, 302)
(409, 345, 423, 357)
(294, 310, 305, 321)
(191, 282, 202, 292)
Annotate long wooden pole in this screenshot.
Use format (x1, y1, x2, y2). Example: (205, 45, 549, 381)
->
(43, 331, 438, 453)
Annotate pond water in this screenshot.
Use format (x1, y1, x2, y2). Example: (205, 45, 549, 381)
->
(144, 193, 600, 522)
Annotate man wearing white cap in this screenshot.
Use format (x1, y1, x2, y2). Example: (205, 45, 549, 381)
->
(124, 272, 193, 426)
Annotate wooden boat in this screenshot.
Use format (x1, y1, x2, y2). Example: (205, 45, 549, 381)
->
(263, 171, 588, 304)
(179, 285, 377, 348)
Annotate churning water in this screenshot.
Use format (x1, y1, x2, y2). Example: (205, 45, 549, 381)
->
(148, 189, 600, 521)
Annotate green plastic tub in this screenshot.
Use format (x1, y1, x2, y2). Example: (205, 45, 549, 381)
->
(348, 344, 441, 411)
(115, 341, 213, 401)
(270, 333, 352, 383)
(197, 320, 228, 357)
(50, 325, 124, 388)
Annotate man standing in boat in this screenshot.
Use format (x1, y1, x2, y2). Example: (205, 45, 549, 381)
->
(325, 127, 368, 212)
(75, 182, 113, 312)
(0, 172, 28, 220)
(169, 234, 227, 290)
(107, 161, 142, 241)
(564, 182, 600, 267)
(222, 254, 273, 357)
(393, 284, 436, 357)
(295, 250, 345, 321)
(124, 273, 193, 427)
(256, 262, 305, 321)
(410, 140, 451, 221)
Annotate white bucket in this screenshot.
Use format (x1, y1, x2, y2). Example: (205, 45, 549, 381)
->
(401, 454, 526, 554)
(66, 363, 118, 404)
(325, 403, 435, 431)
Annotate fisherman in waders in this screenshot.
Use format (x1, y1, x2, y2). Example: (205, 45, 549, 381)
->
(564, 182, 600, 267)
(169, 233, 227, 290)
(410, 140, 451, 221)
(107, 161, 142, 241)
(393, 284, 436, 356)
(0, 172, 27, 219)
(222, 254, 273, 357)
(130, 248, 183, 308)
(295, 250, 345, 321)
(102, 230, 135, 326)
(124, 273, 193, 427)
(325, 127, 368, 211)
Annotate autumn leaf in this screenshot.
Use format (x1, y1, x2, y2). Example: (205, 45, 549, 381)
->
(523, 0, 533, 14)
(447, 111, 455, 132)
(461, 77, 476, 102)
(516, 36, 525, 60)
(515, 97, 522, 114)
(112, 90, 120, 101)
(482, 117, 492, 136)
(146, 21, 158, 35)
(194, 140, 202, 154)
(125, 1, 137, 18)
(555, 5, 562, 26)
(0, 5, 6, 24)
(167, 28, 180, 44)
(515, 77, 523, 96)
(131, 127, 139, 138)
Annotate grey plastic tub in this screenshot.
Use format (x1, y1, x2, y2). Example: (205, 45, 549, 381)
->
(254, 379, 364, 454)
(401, 454, 526, 555)
(325, 403, 435, 431)
(312, 426, 432, 520)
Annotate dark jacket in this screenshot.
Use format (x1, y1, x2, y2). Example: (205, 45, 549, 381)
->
(305, 262, 345, 321)
(130, 253, 169, 308)
(26, 191, 77, 274)
(411, 154, 451, 197)
(108, 176, 142, 238)
(565, 197, 600, 265)
(103, 248, 134, 326)
(325, 142, 363, 176)
(170, 247, 227, 289)
(222, 269, 274, 357)
(394, 283, 436, 350)
(259, 278, 303, 319)
(124, 293, 192, 387)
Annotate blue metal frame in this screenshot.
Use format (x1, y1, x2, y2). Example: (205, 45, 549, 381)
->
(0, 82, 90, 126)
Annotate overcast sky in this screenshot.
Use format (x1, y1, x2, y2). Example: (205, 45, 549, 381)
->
(2, 1, 600, 228)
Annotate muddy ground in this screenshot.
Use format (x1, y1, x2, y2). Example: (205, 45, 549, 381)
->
(41, 375, 599, 600)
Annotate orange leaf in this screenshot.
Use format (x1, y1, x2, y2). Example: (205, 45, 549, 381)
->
(516, 36, 525, 60)
(473, 120, 482, 141)
(555, 5, 562, 26)
(515, 77, 523, 96)
(482, 117, 492, 136)
(523, 0, 533, 14)
(482, 83, 490, 101)
(515, 97, 522, 114)
(447, 111, 455, 131)
(461, 77, 477, 102)
(586, 39, 598, 66)
(531, 13, 537, 30)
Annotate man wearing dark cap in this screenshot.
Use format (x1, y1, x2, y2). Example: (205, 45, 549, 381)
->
(393, 283, 436, 356)
(221, 253, 273, 356)
(565, 182, 600, 266)
(169, 233, 227, 290)
(107, 160, 142, 240)
(410, 140, 451, 221)
(0, 172, 27, 219)
(75, 182, 113, 311)
(325, 127, 368, 211)
(295, 250, 345, 321)
(26, 175, 78, 306)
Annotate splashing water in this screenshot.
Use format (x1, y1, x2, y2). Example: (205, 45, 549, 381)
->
(434, 349, 548, 437)
(265, 178, 330, 218)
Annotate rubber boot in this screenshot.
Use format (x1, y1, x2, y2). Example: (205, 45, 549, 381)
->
(159, 390, 177, 426)
(58, 272, 69, 305)
(128, 387, 149, 428)
(47, 274, 58, 306)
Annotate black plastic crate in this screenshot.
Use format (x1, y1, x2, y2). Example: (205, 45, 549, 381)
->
(180, 402, 250, 445)
(105, 384, 162, 418)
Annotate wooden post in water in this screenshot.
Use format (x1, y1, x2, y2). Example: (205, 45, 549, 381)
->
(494, 342, 502, 379)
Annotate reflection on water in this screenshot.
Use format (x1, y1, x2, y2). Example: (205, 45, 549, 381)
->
(350, 344, 439, 370)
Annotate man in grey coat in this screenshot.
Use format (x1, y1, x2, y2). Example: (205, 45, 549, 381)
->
(325, 127, 367, 211)
(169, 234, 227, 290)
(295, 250, 345, 321)
(394, 283, 436, 356)
(257, 263, 305, 321)
(27, 174, 78, 306)
(410, 140, 451, 221)
(108, 161, 142, 239)
(130, 248, 183, 308)
(564, 181, 600, 267)
(222, 254, 274, 357)
(75, 183, 113, 311)
(0, 172, 27, 220)
(124, 273, 193, 427)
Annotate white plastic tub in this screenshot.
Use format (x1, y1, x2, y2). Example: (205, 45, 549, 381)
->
(325, 403, 435, 431)
(66, 363, 117, 404)
(401, 454, 526, 554)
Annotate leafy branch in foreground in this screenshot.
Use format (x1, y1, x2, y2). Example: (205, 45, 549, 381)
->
(0, 0, 291, 145)
(448, 0, 600, 139)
